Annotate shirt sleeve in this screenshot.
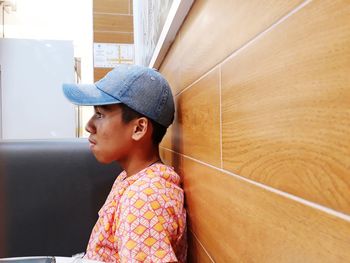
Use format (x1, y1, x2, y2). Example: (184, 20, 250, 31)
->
(115, 186, 179, 263)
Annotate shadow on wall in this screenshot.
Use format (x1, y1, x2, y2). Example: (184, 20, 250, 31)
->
(169, 98, 200, 261)
(171, 97, 183, 172)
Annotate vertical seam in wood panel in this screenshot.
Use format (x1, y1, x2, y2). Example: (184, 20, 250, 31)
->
(191, 230, 215, 263)
(176, 66, 219, 97)
(175, 0, 313, 97)
(159, 147, 350, 222)
(219, 65, 223, 169)
(129, 0, 131, 14)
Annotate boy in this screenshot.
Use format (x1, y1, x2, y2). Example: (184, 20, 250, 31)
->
(62, 65, 187, 263)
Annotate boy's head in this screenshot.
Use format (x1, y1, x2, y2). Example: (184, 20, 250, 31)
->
(62, 65, 174, 163)
(63, 65, 174, 127)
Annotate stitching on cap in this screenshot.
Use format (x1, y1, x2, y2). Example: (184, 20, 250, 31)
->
(95, 84, 120, 101)
(117, 69, 148, 98)
(157, 87, 168, 113)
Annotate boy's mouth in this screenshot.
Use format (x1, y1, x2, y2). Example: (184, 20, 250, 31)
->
(88, 138, 96, 147)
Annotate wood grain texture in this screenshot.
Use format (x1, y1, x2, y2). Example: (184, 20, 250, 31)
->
(187, 231, 213, 263)
(160, 148, 350, 263)
(94, 31, 133, 43)
(221, 0, 350, 214)
(93, 0, 129, 14)
(164, 68, 221, 167)
(93, 13, 133, 32)
(160, 124, 173, 150)
(159, 0, 304, 95)
(94, 68, 112, 81)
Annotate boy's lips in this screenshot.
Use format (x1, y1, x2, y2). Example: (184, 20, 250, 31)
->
(88, 138, 96, 147)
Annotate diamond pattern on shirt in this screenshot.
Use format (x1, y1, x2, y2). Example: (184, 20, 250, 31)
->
(85, 163, 187, 263)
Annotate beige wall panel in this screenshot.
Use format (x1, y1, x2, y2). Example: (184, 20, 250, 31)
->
(221, 0, 350, 214)
(160, 149, 212, 262)
(160, 149, 350, 262)
(169, 68, 221, 166)
(94, 31, 133, 43)
(159, 0, 304, 95)
(160, 125, 173, 150)
(187, 231, 213, 263)
(161, 69, 221, 163)
(160, 147, 173, 167)
(94, 14, 133, 32)
(94, 68, 113, 81)
(93, 0, 129, 14)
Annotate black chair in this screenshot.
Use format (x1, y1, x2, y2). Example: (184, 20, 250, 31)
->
(0, 139, 122, 258)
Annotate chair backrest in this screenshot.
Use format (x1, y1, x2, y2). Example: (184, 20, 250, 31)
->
(0, 139, 122, 258)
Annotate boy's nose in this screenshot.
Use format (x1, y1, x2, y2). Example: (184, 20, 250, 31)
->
(85, 118, 95, 134)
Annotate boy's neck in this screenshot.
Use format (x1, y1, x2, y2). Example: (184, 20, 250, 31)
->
(120, 146, 161, 177)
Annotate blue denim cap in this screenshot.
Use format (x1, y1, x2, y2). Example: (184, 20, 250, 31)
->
(62, 64, 175, 127)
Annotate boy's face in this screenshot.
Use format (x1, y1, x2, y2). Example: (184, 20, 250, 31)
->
(86, 104, 134, 164)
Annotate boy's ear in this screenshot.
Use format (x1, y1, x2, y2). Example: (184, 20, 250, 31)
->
(131, 117, 149, 141)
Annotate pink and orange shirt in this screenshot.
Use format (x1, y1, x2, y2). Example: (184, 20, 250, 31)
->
(84, 163, 187, 263)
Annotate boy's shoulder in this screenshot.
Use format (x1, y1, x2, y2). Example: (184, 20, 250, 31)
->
(126, 163, 183, 198)
(117, 163, 185, 218)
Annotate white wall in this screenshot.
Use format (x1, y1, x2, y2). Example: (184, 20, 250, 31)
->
(0, 4, 3, 38)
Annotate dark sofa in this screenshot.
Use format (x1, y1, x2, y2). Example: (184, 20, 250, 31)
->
(0, 139, 122, 258)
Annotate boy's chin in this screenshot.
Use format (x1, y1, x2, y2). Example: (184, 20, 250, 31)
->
(93, 154, 114, 164)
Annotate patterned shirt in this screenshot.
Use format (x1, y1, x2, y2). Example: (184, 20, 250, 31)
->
(85, 163, 187, 263)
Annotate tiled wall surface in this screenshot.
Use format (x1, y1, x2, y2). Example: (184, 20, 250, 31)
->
(159, 0, 350, 261)
(93, 0, 133, 81)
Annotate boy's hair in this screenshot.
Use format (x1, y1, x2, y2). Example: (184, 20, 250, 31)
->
(120, 104, 168, 146)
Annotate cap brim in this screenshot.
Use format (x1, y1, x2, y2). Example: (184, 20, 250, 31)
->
(62, 83, 120, 106)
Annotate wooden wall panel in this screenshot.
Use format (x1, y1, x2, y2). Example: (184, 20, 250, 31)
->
(160, 148, 350, 262)
(93, 32, 133, 44)
(221, 0, 350, 214)
(160, 126, 173, 151)
(93, 13, 133, 32)
(168, 68, 221, 167)
(93, 0, 130, 14)
(159, 0, 304, 95)
(159, 0, 350, 261)
(187, 231, 213, 263)
(94, 68, 112, 82)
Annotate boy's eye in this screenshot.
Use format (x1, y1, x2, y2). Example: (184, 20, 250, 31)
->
(95, 112, 103, 119)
